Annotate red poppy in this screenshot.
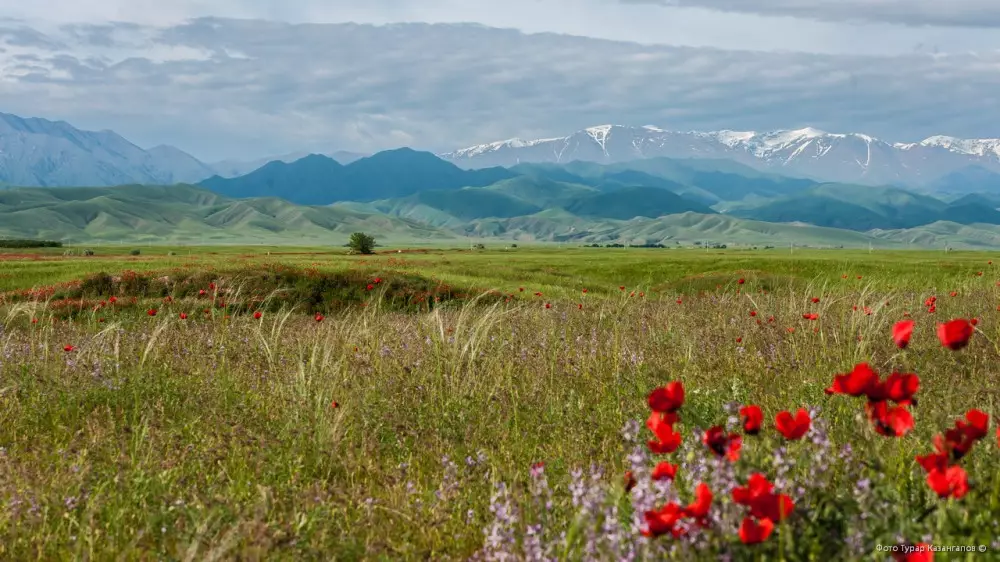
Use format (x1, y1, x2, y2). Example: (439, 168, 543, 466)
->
(826, 363, 878, 396)
(578, 303, 583, 310)
(971, 317, 979, 326)
(109, 296, 117, 303)
(739, 516, 774, 544)
(209, 282, 216, 290)
(31, 318, 38, 324)
(685, 483, 713, 521)
(775, 409, 811, 440)
(374, 277, 382, 284)
(802, 313, 818, 320)
(736, 337, 742, 343)
(624, 470, 637, 492)
(750, 310, 757, 317)
(651, 461, 678, 481)
(648, 382, 685, 413)
(865, 401, 914, 437)
(811, 297, 820, 303)
(582, 288, 587, 293)
(937, 319, 973, 350)
(366, 284, 374, 291)
(199, 289, 206, 296)
(98, 318, 105, 323)
(703, 426, 742, 461)
(629, 291, 635, 297)
(164, 296, 173, 303)
(545, 303, 551, 309)
(179, 312, 188, 320)
(647, 411, 683, 454)
(534, 292, 542, 296)
(642, 502, 685, 538)
(147, 309, 157, 317)
(63, 345, 75, 352)
(740, 405, 763, 435)
(733, 473, 795, 522)
(926, 465, 969, 499)
(977, 271, 984, 276)
(519, 287, 524, 292)
(676, 298, 683, 304)
(738, 278, 745, 285)
(254, 311, 263, 319)
(315, 313, 324, 322)
(787, 327, 795, 333)
(893, 320, 914, 349)
(639, 292, 645, 297)
(949, 291, 958, 297)
(620, 286, 626, 291)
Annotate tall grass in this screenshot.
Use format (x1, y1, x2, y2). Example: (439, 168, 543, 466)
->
(0, 255, 998, 559)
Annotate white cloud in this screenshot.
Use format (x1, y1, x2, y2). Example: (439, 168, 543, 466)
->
(1, 19, 998, 162)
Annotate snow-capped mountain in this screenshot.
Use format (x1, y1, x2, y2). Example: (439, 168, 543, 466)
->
(442, 125, 1000, 186)
(0, 112, 216, 186)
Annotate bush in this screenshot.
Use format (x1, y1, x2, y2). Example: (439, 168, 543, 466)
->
(129, 249, 141, 256)
(348, 232, 375, 255)
(83, 249, 95, 256)
(0, 239, 61, 248)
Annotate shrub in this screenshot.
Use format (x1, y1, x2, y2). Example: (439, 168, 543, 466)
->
(348, 232, 375, 255)
(129, 249, 141, 256)
(83, 249, 95, 256)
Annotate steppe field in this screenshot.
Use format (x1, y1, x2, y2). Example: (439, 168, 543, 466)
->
(1, 245, 998, 561)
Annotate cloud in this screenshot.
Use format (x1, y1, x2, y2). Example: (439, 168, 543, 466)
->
(622, 0, 1000, 28)
(1, 18, 998, 161)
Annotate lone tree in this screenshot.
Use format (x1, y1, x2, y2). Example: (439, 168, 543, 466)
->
(348, 232, 376, 254)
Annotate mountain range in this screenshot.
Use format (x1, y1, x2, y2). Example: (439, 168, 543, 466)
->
(442, 124, 1000, 188)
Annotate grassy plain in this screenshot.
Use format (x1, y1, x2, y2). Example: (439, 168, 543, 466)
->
(0, 245, 998, 560)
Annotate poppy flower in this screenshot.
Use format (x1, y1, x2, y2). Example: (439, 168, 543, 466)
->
(676, 299, 683, 304)
(624, 471, 637, 492)
(31, 318, 38, 324)
(740, 405, 763, 435)
(826, 363, 878, 396)
(544, 303, 551, 309)
(775, 409, 811, 440)
(639, 292, 645, 297)
(893, 320, 914, 349)
(685, 483, 713, 521)
(366, 284, 374, 291)
(736, 337, 742, 343)
(703, 426, 742, 461)
(802, 313, 818, 320)
(648, 381, 685, 413)
(971, 318, 979, 326)
(738, 517, 774, 545)
(164, 296, 173, 303)
(891, 543, 934, 562)
(977, 271, 984, 276)
(98, 318, 105, 323)
(629, 291, 635, 297)
(926, 465, 969, 499)
(750, 310, 757, 317)
(582, 288, 587, 293)
(915, 451, 949, 474)
(651, 461, 678, 481)
(642, 502, 685, 538)
(647, 411, 683, 454)
(109, 296, 117, 303)
(179, 312, 188, 320)
(147, 309, 157, 317)
(315, 313, 324, 322)
(534, 292, 542, 297)
(733, 474, 795, 522)
(63, 345, 75, 352)
(937, 319, 973, 350)
(578, 304, 583, 310)
(519, 287, 524, 292)
(738, 278, 745, 285)
(254, 311, 263, 319)
(811, 297, 820, 303)
(374, 277, 382, 284)
(209, 283, 216, 290)
(199, 289, 206, 296)
(620, 286, 626, 291)
(950, 291, 958, 297)
(865, 401, 914, 437)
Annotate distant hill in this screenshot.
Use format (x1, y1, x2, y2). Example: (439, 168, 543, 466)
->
(199, 148, 517, 205)
(0, 112, 216, 186)
(728, 184, 1000, 230)
(0, 184, 453, 243)
(208, 150, 367, 178)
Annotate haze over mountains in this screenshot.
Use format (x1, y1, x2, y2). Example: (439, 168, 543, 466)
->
(3, 111, 1000, 248)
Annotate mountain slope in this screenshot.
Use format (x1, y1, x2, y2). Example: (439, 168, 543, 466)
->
(443, 124, 1000, 187)
(0, 112, 215, 186)
(199, 148, 517, 205)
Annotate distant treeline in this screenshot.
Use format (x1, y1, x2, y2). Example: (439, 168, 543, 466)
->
(583, 243, 730, 249)
(0, 239, 63, 248)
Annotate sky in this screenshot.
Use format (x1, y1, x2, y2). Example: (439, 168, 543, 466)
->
(1, 0, 999, 162)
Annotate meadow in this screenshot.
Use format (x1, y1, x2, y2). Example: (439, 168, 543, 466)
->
(0, 245, 998, 560)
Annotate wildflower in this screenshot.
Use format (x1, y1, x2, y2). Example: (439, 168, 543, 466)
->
(651, 462, 678, 481)
(891, 543, 934, 562)
(199, 289, 206, 296)
(315, 313, 324, 322)
(775, 409, 811, 440)
(802, 313, 818, 320)
(893, 320, 914, 349)
(147, 309, 157, 317)
(865, 401, 914, 437)
(63, 345, 75, 352)
(740, 405, 763, 435)
(642, 502, 685, 538)
(739, 516, 774, 544)
(937, 319, 973, 350)
(109, 296, 117, 303)
(648, 382, 684, 413)
(544, 303, 551, 309)
(366, 284, 374, 291)
(736, 337, 742, 343)
(738, 278, 745, 285)
(733, 473, 794, 522)
(750, 310, 757, 317)
(647, 411, 683, 454)
(179, 312, 188, 320)
(254, 311, 262, 319)
(926, 465, 969, 499)
(582, 288, 587, 293)
(619, 286, 625, 291)
(685, 483, 713, 522)
(703, 426, 742, 461)
(811, 297, 820, 303)
(825, 363, 878, 397)
(331, 400, 339, 408)
(624, 471, 637, 492)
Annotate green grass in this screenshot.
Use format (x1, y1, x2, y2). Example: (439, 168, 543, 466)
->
(1, 247, 999, 559)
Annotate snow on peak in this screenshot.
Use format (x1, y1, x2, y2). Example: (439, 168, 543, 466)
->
(712, 130, 756, 147)
(918, 135, 1000, 157)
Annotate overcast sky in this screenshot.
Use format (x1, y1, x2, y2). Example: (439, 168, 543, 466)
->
(2, 0, 999, 161)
